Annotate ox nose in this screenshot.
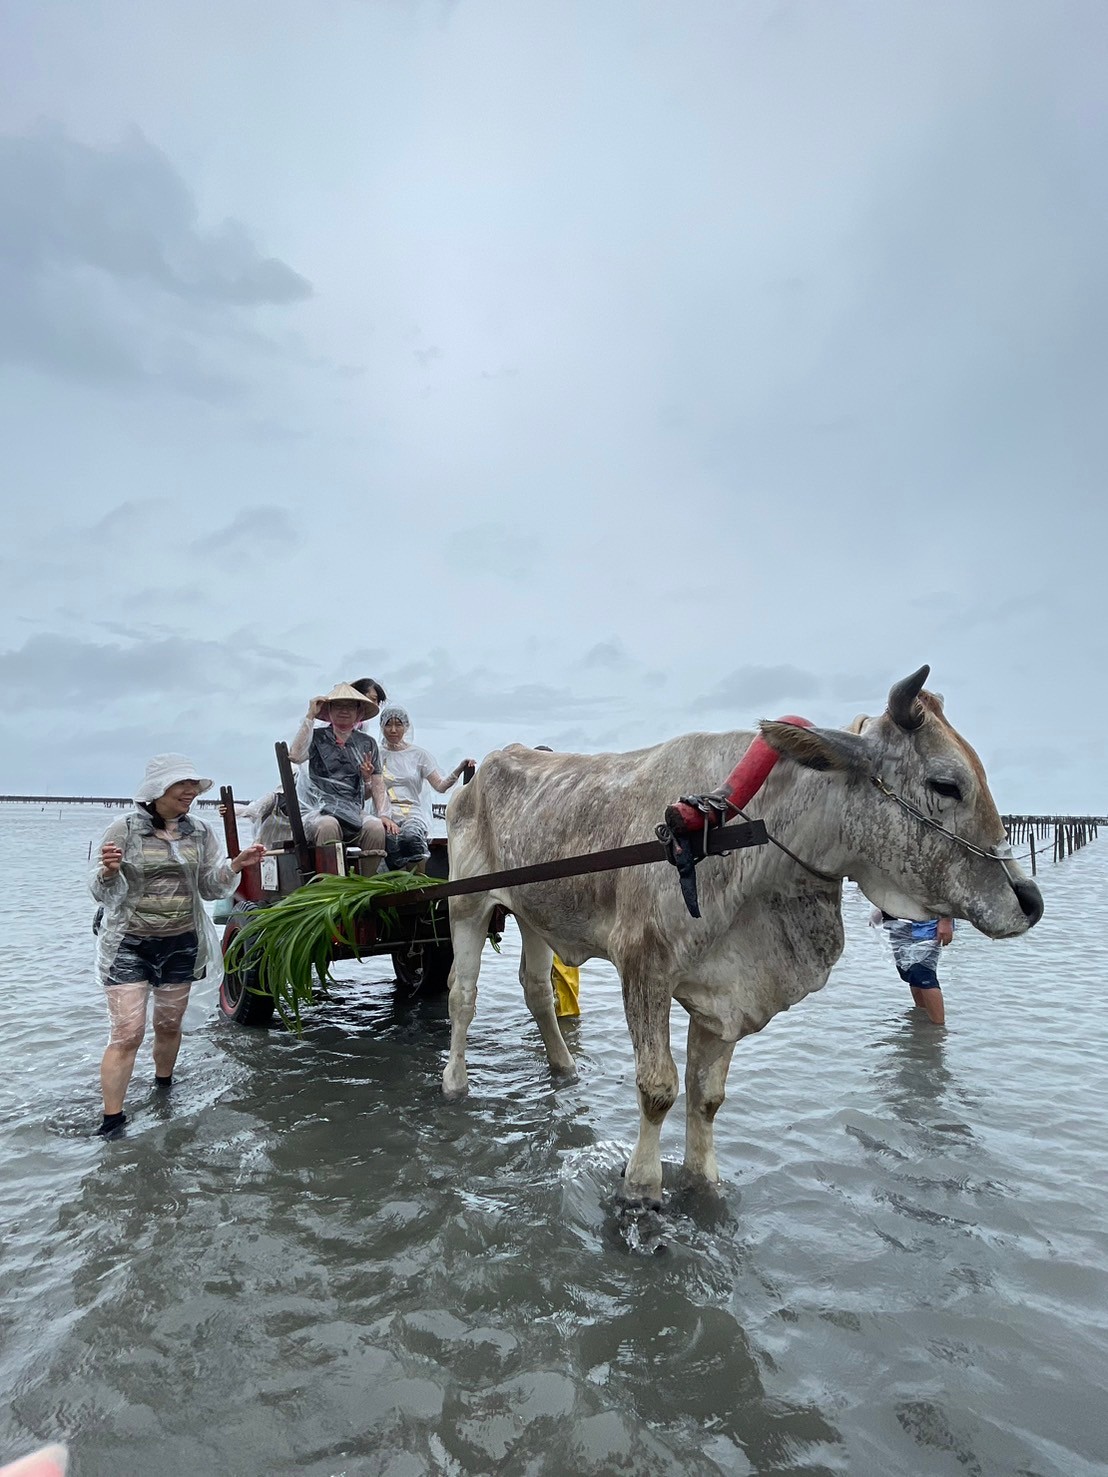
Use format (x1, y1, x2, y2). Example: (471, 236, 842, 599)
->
(1013, 876, 1044, 928)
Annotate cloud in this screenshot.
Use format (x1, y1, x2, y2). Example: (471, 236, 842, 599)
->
(0, 126, 311, 397)
(0, 632, 307, 707)
(0, 127, 310, 305)
(691, 664, 823, 714)
(415, 675, 607, 727)
(189, 505, 299, 565)
(825, 669, 898, 705)
(581, 640, 634, 672)
(352, 647, 611, 728)
(444, 523, 537, 574)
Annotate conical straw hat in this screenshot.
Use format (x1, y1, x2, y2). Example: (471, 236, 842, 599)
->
(315, 682, 379, 721)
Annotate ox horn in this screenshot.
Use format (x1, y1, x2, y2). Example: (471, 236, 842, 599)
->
(887, 665, 930, 731)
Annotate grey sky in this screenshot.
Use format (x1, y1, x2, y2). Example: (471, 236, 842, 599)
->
(1, 1, 1104, 811)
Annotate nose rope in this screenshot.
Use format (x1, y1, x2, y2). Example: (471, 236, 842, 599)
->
(870, 775, 1014, 865)
(684, 773, 1021, 899)
(664, 733, 1027, 917)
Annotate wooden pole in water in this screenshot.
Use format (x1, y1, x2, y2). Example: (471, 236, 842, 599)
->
(1028, 830, 1036, 876)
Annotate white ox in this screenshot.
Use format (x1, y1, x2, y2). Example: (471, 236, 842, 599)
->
(443, 668, 1043, 1199)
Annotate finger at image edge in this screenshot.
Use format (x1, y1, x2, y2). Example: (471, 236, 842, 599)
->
(0, 1445, 69, 1477)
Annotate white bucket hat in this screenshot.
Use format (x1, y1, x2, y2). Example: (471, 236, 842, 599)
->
(134, 754, 214, 804)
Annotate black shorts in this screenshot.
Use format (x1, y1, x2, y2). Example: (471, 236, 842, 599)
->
(106, 931, 198, 987)
(895, 959, 941, 991)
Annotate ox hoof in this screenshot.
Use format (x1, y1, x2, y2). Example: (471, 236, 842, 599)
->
(617, 1162, 663, 1211)
(609, 1197, 669, 1256)
(441, 1069, 469, 1100)
(620, 1191, 665, 1214)
(617, 1176, 664, 1214)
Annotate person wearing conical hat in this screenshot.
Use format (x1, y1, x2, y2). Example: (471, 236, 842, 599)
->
(288, 683, 399, 862)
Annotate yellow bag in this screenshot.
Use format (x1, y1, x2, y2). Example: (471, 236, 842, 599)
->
(551, 956, 580, 1018)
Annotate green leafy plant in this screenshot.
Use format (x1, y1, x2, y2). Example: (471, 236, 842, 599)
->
(225, 871, 446, 1030)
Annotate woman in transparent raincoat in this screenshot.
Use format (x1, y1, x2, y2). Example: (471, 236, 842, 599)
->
(90, 755, 265, 1136)
(378, 704, 475, 872)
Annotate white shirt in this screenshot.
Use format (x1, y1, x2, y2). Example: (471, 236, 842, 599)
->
(380, 744, 438, 821)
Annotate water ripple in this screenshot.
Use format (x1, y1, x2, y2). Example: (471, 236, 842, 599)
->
(1, 807, 1106, 1474)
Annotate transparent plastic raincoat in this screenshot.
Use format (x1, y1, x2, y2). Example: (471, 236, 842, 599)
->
(290, 725, 381, 842)
(90, 810, 238, 987)
(869, 908, 951, 969)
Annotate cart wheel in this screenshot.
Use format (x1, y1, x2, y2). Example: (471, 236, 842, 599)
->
(391, 945, 423, 995)
(419, 940, 453, 995)
(390, 939, 453, 998)
(220, 905, 276, 1028)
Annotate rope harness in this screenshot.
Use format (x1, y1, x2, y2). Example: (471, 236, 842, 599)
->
(660, 722, 1021, 918)
(656, 722, 811, 916)
(869, 774, 1020, 873)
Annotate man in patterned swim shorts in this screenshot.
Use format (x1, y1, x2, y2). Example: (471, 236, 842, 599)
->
(871, 909, 954, 1025)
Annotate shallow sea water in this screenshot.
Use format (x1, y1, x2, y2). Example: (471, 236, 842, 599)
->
(1, 805, 1106, 1476)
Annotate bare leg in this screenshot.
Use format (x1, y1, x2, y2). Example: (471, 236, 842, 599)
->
(151, 984, 192, 1080)
(683, 1017, 738, 1184)
(620, 975, 679, 1201)
(442, 897, 495, 1097)
(911, 985, 945, 1025)
(100, 985, 149, 1115)
(515, 920, 575, 1077)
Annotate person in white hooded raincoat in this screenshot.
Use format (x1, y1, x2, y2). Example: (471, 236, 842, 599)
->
(90, 755, 265, 1136)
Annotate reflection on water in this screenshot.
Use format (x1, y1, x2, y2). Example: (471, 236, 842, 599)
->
(2, 807, 1107, 1475)
(868, 1014, 978, 1137)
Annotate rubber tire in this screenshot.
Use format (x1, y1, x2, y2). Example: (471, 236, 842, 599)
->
(391, 945, 423, 995)
(390, 936, 453, 998)
(418, 844, 452, 992)
(418, 939, 453, 995)
(219, 906, 276, 1028)
(391, 844, 453, 996)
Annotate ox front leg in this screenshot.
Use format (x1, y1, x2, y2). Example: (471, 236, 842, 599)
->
(442, 899, 494, 1098)
(621, 980, 678, 1203)
(683, 1018, 738, 1186)
(515, 921, 575, 1078)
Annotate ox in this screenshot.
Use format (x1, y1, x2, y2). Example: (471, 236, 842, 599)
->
(443, 668, 1043, 1200)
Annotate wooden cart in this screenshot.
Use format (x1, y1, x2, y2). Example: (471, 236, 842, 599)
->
(217, 743, 464, 1027)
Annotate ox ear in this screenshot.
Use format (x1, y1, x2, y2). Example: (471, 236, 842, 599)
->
(759, 720, 869, 774)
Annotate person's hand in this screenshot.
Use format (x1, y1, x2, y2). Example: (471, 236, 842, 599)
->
(937, 916, 954, 946)
(100, 843, 123, 877)
(457, 758, 477, 774)
(231, 843, 267, 874)
(218, 803, 228, 816)
(380, 817, 400, 836)
(307, 697, 323, 720)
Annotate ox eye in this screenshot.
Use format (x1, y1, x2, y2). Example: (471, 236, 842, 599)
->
(929, 779, 963, 802)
